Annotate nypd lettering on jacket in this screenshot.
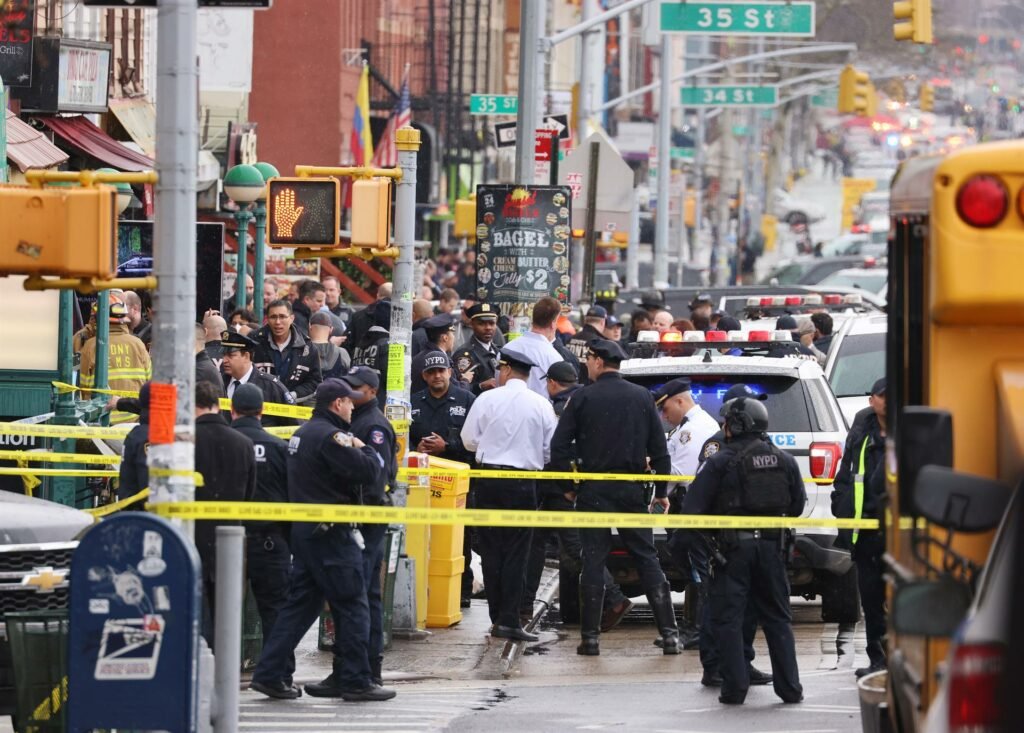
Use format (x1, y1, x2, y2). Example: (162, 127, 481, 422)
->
(752, 453, 780, 469)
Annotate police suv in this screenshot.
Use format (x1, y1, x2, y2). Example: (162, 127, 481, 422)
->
(612, 324, 859, 623)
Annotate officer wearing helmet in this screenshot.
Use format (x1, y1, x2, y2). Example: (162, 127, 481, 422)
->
(681, 396, 806, 706)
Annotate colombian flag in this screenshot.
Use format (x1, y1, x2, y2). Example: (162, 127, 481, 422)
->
(352, 65, 373, 166)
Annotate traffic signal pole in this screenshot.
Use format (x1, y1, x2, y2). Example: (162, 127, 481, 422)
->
(149, 0, 199, 522)
(653, 33, 672, 288)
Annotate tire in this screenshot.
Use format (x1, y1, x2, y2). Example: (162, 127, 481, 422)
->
(820, 566, 861, 624)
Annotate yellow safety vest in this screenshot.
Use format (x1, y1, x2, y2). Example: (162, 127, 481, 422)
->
(852, 436, 870, 544)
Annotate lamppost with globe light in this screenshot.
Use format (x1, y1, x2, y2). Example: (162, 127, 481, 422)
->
(251, 161, 279, 323)
(224, 164, 265, 314)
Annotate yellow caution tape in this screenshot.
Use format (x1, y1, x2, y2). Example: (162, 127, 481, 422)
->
(148, 468, 205, 486)
(0, 467, 119, 478)
(265, 426, 298, 438)
(146, 500, 880, 530)
(52, 381, 136, 398)
(16, 456, 41, 496)
(397, 467, 835, 485)
(85, 489, 151, 517)
(0, 449, 120, 465)
(0, 422, 132, 439)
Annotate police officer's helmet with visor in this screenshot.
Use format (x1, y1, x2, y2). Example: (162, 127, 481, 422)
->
(722, 397, 770, 437)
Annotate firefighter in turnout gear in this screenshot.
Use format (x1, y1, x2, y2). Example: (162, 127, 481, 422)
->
(79, 293, 152, 424)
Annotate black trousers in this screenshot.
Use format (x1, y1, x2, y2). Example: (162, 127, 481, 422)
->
(854, 531, 887, 666)
(474, 476, 536, 628)
(711, 538, 802, 703)
(360, 523, 388, 664)
(246, 528, 293, 679)
(462, 485, 479, 598)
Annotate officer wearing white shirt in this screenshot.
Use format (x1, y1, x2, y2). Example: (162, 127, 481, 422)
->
(461, 347, 558, 642)
(655, 378, 721, 488)
(507, 297, 567, 398)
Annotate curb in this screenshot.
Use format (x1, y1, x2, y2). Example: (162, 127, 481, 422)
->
(499, 566, 559, 678)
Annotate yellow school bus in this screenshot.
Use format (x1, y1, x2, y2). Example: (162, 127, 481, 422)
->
(883, 141, 1024, 732)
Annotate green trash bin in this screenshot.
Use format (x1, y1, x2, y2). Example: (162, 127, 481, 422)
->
(318, 527, 399, 651)
(4, 610, 69, 733)
(241, 582, 263, 671)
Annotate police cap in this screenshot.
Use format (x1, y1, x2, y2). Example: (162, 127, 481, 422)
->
(587, 338, 628, 364)
(653, 378, 692, 406)
(421, 350, 452, 372)
(232, 383, 264, 414)
(690, 292, 713, 309)
(498, 347, 537, 373)
(465, 303, 499, 321)
(421, 312, 457, 330)
(221, 330, 258, 353)
(342, 365, 380, 390)
(315, 377, 358, 406)
(545, 361, 578, 384)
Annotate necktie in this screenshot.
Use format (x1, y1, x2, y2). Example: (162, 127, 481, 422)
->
(231, 380, 241, 396)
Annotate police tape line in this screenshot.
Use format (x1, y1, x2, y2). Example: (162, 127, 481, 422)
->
(85, 489, 150, 517)
(0, 422, 131, 439)
(0, 467, 119, 478)
(0, 449, 121, 465)
(396, 467, 835, 485)
(144, 500, 881, 530)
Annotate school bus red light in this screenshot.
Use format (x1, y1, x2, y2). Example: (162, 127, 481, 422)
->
(955, 175, 1008, 229)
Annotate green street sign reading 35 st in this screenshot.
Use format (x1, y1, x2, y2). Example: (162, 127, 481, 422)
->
(660, 1, 816, 36)
(470, 94, 519, 115)
(681, 85, 779, 108)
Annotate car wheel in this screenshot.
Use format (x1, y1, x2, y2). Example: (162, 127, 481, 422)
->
(820, 566, 860, 623)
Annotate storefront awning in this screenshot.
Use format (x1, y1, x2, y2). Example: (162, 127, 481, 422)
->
(4, 111, 69, 172)
(108, 98, 156, 157)
(36, 115, 155, 172)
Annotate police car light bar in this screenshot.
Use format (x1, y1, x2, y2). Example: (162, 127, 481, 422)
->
(744, 293, 862, 308)
(637, 329, 793, 344)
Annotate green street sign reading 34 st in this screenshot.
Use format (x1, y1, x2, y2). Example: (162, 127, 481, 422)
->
(681, 85, 779, 108)
(660, 1, 816, 37)
(470, 94, 519, 115)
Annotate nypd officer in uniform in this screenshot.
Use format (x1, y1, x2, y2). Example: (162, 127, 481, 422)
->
(453, 303, 501, 395)
(221, 331, 295, 425)
(411, 313, 458, 394)
(229, 384, 292, 664)
(250, 378, 395, 702)
(341, 366, 398, 686)
(409, 351, 477, 603)
(682, 397, 805, 705)
(550, 338, 680, 656)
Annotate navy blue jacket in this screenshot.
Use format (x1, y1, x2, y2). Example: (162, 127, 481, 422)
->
(349, 400, 398, 505)
(409, 385, 476, 464)
(287, 408, 383, 505)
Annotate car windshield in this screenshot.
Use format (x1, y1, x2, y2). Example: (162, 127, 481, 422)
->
(624, 374, 812, 432)
(820, 236, 867, 257)
(829, 332, 885, 397)
(818, 270, 888, 293)
(765, 262, 808, 285)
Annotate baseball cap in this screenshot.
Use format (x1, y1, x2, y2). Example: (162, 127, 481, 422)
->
(314, 377, 357, 406)
(871, 377, 886, 396)
(690, 293, 713, 308)
(232, 383, 264, 413)
(722, 383, 767, 402)
(309, 311, 334, 328)
(606, 315, 622, 328)
(653, 377, 692, 406)
(715, 315, 742, 332)
(586, 304, 608, 319)
(421, 351, 452, 371)
(775, 315, 798, 331)
(342, 366, 380, 390)
(545, 361, 578, 384)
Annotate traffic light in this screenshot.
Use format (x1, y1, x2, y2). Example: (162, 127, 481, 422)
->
(920, 83, 935, 112)
(453, 196, 477, 241)
(839, 65, 871, 115)
(351, 178, 393, 250)
(893, 0, 933, 44)
(267, 177, 341, 247)
(863, 83, 879, 118)
(0, 184, 117, 279)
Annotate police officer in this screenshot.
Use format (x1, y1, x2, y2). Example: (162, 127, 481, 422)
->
(461, 346, 558, 642)
(564, 305, 609, 365)
(410, 312, 458, 394)
(550, 339, 679, 656)
(341, 366, 397, 686)
(409, 351, 477, 605)
(230, 384, 292, 663)
(250, 379, 395, 702)
(832, 377, 887, 679)
(117, 381, 151, 504)
(221, 331, 296, 425)
(682, 397, 805, 705)
(453, 303, 500, 395)
(351, 302, 391, 409)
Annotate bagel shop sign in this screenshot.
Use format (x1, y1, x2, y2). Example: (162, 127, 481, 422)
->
(474, 184, 572, 319)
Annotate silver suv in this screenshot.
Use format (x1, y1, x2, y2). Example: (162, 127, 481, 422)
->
(614, 349, 858, 622)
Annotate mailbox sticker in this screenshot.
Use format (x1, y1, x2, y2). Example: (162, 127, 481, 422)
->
(94, 615, 165, 680)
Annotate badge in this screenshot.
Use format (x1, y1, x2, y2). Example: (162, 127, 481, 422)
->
(332, 432, 353, 447)
(703, 441, 720, 458)
(679, 431, 692, 445)
(456, 355, 472, 373)
(370, 429, 385, 445)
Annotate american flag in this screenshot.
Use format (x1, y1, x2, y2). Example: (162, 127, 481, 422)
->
(372, 67, 412, 168)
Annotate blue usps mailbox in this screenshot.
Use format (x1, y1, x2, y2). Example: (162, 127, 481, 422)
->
(68, 513, 202, 733)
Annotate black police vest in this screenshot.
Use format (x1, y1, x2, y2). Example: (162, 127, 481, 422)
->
(713, 441, 792, 516)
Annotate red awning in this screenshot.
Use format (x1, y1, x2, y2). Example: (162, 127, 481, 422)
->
(36, 115, 155, 172)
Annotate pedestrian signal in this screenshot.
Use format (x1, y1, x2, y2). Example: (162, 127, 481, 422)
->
(0, 185, 117, 279)
(267, 177, 340, 247)
(454, 197, 477, 240)
(351, 178, 393, 250)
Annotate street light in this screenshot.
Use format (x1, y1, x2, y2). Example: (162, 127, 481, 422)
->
(252, 161, 279, 323)
(96, 167, 134, 215)
(224, 163, 265, 313)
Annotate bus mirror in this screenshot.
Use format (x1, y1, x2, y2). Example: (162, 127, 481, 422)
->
(897, 407, 953, 515)
(912, 465, 1010, 532)
(891, 578, 972, 637)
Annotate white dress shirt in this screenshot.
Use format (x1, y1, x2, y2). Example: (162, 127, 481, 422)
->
(226, 365, 255, 398)
(461, 378, 557, 469)
(666, 403, 721, 487)
(507, 331, 563, 398)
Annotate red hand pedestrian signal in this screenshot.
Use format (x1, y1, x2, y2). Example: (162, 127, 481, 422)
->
(267, 178, 340, 248)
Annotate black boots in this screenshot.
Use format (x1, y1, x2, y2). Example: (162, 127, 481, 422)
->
(370, 656, 383, 687)
(647, 581, 680, 655)
(577, 585, 605, 656)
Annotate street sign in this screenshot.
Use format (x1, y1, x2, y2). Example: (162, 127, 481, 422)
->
(267, 177, 340, 247)
(492, 114, 570, 148)
(559, 129, 634, 234)
(681, 85, 779, 107)
(812, 89, 839, 108)
(470, 94, 518, 115)
(660, 1, 816, 37)
(670, 147, 695, 161)
(535, 129, 556, 184)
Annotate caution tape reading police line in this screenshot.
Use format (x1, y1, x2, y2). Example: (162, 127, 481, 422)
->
(0, 450, 121, 465)
(146, 501, 880, 530)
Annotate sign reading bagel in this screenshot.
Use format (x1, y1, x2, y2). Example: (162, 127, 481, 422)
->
(474, 184, 572, 316)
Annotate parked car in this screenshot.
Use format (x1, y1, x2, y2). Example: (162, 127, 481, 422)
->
(817, 267, 889, 300)
(761, 255, 878, 286)
(823, 314, 887, 427)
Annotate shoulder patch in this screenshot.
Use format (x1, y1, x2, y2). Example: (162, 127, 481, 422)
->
(703, 441, 720, 458)
(332, 432, 353, 447)
(370, 429, 385, 445)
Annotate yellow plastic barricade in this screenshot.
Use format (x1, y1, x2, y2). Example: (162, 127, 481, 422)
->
(424, 454, 469, 627)
(404, 453, 432, 631)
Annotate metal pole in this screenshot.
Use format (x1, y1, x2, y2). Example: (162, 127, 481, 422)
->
(514, 0, 544, 183)
(576, 0, 594, 146)
(149, 0, 198, 524)
(213, 527, 244, 733)
(626, 188, 640, 289)
(580, 141, 600, 304)
(253, 202, 267, 323)
(0, 75, 7, 184)
(234, 208, 251, 313)
(389, 126, 421, 506)
(694, 108, 706, 265)
(653, 33, 671, 288)
(51, 289, 78, 506)
(675, 170, 687, 286)
(95, 290, 110, 394)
